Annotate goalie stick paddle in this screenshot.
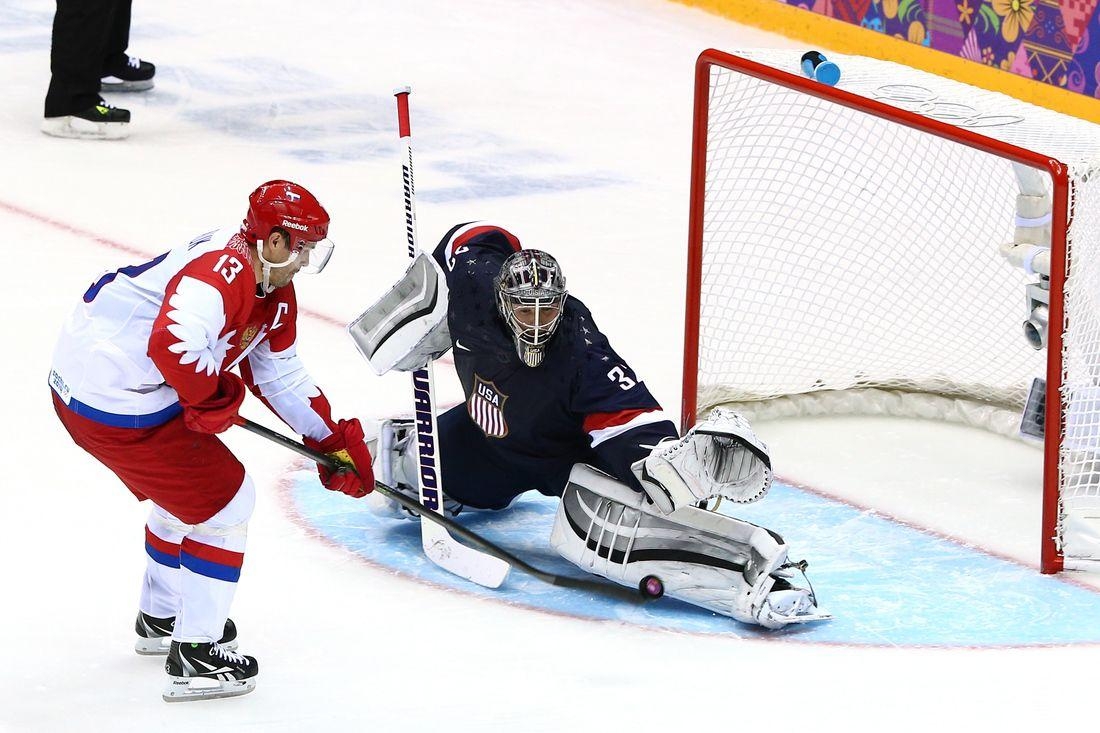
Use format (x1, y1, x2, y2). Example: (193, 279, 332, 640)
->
(236, 417, 655, 603)
(393, 86, 512, 590)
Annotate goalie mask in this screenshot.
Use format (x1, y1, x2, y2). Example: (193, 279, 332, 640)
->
(495, 249, 567, 367)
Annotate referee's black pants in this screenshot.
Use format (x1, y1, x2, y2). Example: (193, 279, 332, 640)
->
(44, 0, 133, 117)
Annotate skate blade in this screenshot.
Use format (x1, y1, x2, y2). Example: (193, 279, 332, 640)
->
(137, 637, 239, 656)
(162, 675, 256, 702)
(757, 602, 833, 629)
(135, 637, 170, 655)
(41, 117, 129, 140)
(783, 610, 832, 625)
(100, 79, 155, 92)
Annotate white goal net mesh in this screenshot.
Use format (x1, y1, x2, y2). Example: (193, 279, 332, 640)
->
(693, 50, 1100, 562)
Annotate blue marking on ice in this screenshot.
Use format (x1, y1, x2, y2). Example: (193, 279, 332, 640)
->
(290, 470, 1100, 644)
(3, 11, 623, 201)
(0, 7, 55, 54)
(136, 62, 624, 200)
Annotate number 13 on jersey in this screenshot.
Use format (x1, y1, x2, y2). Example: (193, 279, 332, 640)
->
(214, 254, 244, 284)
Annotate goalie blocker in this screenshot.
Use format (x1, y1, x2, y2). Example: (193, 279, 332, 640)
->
(347, 250, 452, 374)
(552, 464, 829, 629)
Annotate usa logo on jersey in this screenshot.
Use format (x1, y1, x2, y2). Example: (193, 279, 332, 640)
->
(468, 375, 508, 438)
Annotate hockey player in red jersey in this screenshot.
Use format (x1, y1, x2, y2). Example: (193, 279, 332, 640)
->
(49, 180, 373, 702)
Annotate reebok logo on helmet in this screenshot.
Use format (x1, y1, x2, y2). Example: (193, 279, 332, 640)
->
(281, 219, 309, 232)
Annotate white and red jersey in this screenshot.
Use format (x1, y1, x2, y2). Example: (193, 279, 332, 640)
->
(50, 227, 338, 441)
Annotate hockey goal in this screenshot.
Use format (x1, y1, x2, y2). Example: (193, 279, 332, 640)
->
(682, 49, 1100, 574)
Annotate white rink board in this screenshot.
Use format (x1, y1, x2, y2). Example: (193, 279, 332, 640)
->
(2, 1, 1099, 732)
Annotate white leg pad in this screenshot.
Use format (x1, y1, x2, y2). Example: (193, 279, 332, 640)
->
(551, 464, 829, 629)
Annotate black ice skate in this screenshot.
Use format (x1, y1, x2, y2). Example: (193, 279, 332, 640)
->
(135, 611, 238, 655)
(41, 102, 130, 140)
(163, 641, 258, 702)
(100, 55, 156, 92)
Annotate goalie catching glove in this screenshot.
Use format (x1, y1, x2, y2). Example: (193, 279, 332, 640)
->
(303, 418, 375, 499)
(633, 407, 772, 514)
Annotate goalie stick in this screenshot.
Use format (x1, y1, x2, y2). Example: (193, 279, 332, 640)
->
(236, 417, 655, 603)
(391, 87, 511, 589)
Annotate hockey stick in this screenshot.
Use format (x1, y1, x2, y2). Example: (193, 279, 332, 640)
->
(392, 87, 512, 589)
(237, 417, 653, 603)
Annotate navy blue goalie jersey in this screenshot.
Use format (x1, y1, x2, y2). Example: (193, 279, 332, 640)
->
(431, 222, 677, 495)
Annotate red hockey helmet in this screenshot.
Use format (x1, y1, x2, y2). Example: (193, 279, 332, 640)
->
(242, 179, 330, 248)
(245, 178, 334, 278)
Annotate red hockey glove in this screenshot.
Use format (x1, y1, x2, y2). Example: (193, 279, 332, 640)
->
(182, 372, 247, 434)
(303, 418, 374, 498)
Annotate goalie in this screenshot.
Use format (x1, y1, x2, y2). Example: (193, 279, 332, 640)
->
(350, 222, 828, 629)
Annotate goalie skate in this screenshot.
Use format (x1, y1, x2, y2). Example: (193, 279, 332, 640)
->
(162, 641, 258, 703)
(759, 589, 832, 627)
(751, 563, 832, 629)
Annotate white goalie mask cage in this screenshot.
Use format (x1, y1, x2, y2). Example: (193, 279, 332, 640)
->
(495, 249, 568, 367)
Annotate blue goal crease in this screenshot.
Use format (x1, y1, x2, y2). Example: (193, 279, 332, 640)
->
(289, 471, 1100, 647)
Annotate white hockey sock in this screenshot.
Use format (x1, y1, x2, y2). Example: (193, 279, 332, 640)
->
(141, 504, 188, 619)
(174, 477, 255, 643)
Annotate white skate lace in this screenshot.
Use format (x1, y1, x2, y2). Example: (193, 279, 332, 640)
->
(210, 642, 248, 666)
(127, 55, 142, 69)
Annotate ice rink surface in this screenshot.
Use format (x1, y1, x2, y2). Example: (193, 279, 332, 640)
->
(2, 1, 1097, 730)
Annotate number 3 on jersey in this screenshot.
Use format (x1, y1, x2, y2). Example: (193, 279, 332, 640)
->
(213, 254, 244, 284)
(608, 366, 636, 390)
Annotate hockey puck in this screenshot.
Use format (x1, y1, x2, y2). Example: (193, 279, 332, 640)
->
(639, 574, 665, 599)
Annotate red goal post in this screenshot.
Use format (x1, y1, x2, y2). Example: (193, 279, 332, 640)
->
(681, 49, 1100, 574)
